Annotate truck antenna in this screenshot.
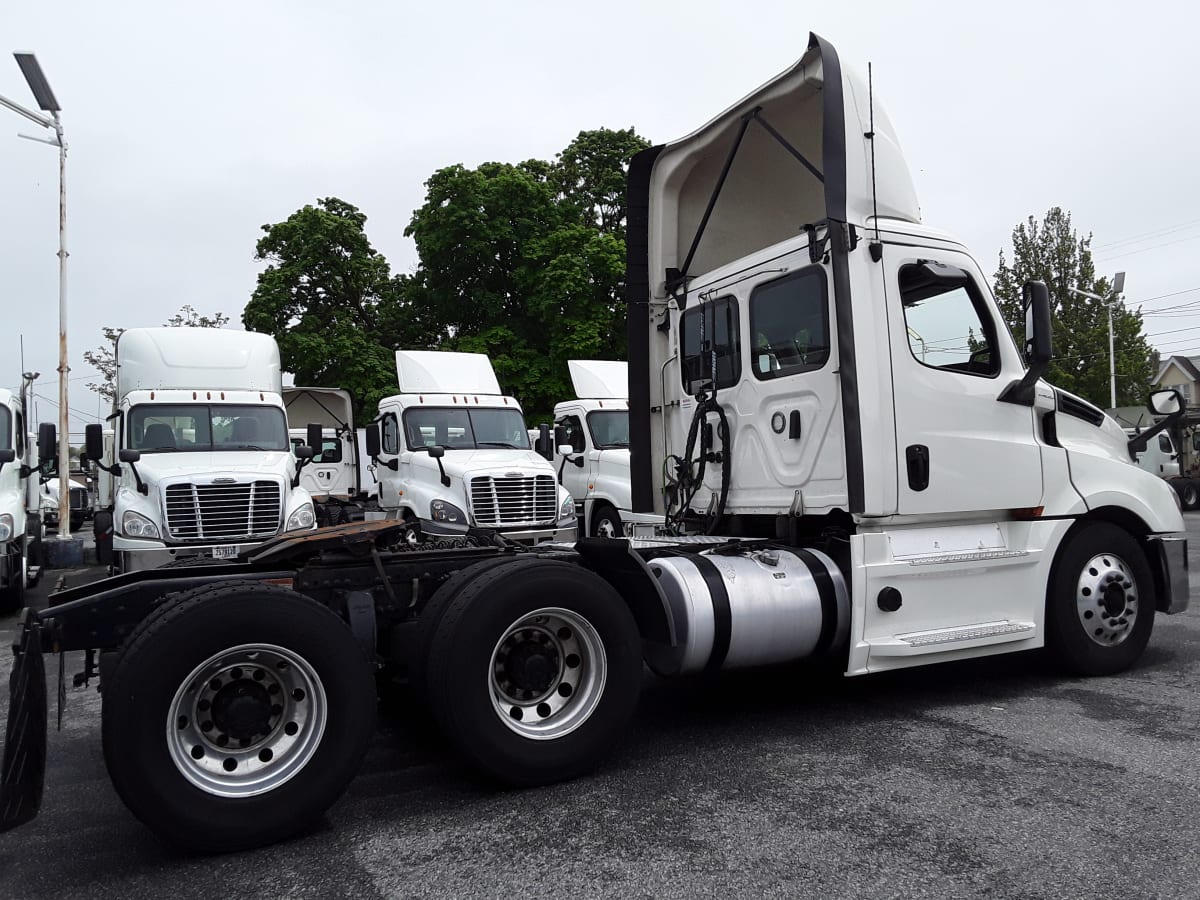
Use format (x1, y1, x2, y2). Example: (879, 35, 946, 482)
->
(866, 62, 883, 263)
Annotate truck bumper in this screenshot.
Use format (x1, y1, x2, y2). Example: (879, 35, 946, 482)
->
(114, 536, 263, 571)
(496, 523, 579, 545)
(0, 610, 47, 834)
(1149, 532, 1189, 614)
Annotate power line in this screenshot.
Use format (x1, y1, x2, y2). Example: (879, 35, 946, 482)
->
(1094, 232, 1200, 263)
(1091, 218, 1200, 253)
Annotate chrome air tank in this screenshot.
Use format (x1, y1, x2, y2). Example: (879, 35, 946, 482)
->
(643, 548, 849, 676)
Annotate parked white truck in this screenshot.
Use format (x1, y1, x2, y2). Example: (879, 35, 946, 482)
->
(553, 360, 631, 537)
(83, 328, 318, 571)
(284, 386, 370, 525)
(0, 34, 1188, 853)
(0, 388, 38, 613)
(367, 350, 577, 543)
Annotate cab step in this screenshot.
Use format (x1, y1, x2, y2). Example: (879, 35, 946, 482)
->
(869, 620, 1037, 658)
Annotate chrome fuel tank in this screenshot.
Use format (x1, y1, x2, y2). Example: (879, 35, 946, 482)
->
(644, 547, 849, 676)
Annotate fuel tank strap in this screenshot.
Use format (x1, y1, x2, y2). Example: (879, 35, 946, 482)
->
(792, 548, 839, 657)
(689, 555, 732, 672)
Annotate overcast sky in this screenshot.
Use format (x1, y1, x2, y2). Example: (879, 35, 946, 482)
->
(3, 0, 1198, 436)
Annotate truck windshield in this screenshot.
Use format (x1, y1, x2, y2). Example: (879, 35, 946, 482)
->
(403, 407, 531, 450)
(587, 410, 629, 449)
(0, 406, 10, 451)
(128, 404, 289, 452)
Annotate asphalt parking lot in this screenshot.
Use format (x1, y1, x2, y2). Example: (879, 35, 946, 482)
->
(1, 519, 1199, 899)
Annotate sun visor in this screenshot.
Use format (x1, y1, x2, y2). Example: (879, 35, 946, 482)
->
(645, 33, 920, 297)
(395, 351, 502, 395)
(568, 360, 628, 400)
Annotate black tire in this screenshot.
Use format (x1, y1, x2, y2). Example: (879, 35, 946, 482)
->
(1180, 480, 1200, 511)
(101, 581, 377, 852)
(0, 549, 24, 614)
(591, 503, 623, 539)
(1046, 522, 1155, 676)
(406, 559, 504, 705)
(426, 558, 641, 787)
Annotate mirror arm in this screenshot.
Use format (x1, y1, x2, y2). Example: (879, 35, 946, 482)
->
(1128, 408, 1185, 457)
(128, 460, 148, 495)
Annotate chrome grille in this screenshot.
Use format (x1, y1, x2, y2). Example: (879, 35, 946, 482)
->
(469, 474, 557, 527)
(164, 480, 282, 541)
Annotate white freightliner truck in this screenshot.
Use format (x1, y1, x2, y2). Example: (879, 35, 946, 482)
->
(0, 388, 38, 614)
(284, 386, 371, 525)
(366, 350, 578, 544)
(0, 34, 1188, 853)
(82, 328, 318, 572)
(553, 360, 632, 538)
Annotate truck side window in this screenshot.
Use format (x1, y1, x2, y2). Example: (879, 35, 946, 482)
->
(1159, 434, 1172, 454)
(381, 414, 400, 454)
(899, 263, 999, 378)
(680, 296, 740, 395)
(750, 269, 830, 379)
(557, 415, 586, 453)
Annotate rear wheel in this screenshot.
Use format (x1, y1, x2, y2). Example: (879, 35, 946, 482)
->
(0, 548, 25, 614)
(1046, 523, 1155, 675)
(591, 503, 623, 539)
(101, 581, 376, 852)
(426, 558, 641, 786)
(1179, 480, 1200, 511)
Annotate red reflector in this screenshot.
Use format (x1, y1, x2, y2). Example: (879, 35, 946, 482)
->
(1012, 506, 1044, 520)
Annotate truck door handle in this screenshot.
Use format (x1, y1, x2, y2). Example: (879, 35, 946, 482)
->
(788, 410, 802, 440)
(906, 444, 930, 491)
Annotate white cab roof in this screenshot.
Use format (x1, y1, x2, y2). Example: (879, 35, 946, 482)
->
(283, 387, 354, 431)
(116, 328, 282, 397)
(568, 360, 627, 400)
(395, 351, 501, 395)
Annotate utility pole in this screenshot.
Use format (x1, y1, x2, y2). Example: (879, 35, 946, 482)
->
(1070, 271, 1126, 409)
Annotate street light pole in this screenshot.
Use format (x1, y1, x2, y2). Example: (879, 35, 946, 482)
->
(1069, 271, 1126, 410)
(5, 52, 70, 540)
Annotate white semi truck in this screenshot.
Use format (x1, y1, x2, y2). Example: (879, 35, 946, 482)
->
(0, 34, 1188, 853)
(553, 360, 631, 537)
(367, 350, 577, 544)
(81, 328, 317, 571)
(0, 388, 38, 614)
(284, 386, 371, 525)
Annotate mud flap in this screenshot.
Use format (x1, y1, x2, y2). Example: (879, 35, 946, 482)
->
(0, 615, 47, 832)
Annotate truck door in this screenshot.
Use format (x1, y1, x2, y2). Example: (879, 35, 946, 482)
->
(555, 411, 589, 513)
(885, 252, 1042, 514)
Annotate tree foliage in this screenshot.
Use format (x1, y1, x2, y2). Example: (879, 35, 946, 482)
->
(242, 198, 437, 421)
(83, 305, 231, 401)
(993, 207, 1157, 408)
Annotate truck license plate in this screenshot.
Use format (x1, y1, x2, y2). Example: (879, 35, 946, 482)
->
(211, 546, 238, 560)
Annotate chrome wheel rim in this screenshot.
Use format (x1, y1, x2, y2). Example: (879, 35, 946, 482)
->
(1075, 552, 1139, 647)
(489, 607, 606, 741)
(595, 516, 619, 539)
(167, 643, 327, 797)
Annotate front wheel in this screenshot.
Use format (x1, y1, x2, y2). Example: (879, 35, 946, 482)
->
(0, 548, 25, 614)
(101, 581, 376, 852)
(426, 558, 642, 786)
(1179, 480, 1200, 511)
(1046, 522, 1155, 676)
(591, 503, 623, 539)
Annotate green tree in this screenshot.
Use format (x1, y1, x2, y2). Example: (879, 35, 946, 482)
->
(242, 198, 436, 420)
(405, 128, 650, 418)
(993, 207, 1157, 408)
(83, 305, 231, 401)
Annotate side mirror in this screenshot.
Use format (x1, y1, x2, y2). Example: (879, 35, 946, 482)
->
(38, 422, 57, 464)
(554, 425, 573, 456)
(428, 445, 445, 459)
(1148, 389, 1182, 417)
(306, 423, 323, 457)
(365, 423, 382, 458)
(295, 446, 315, 461)
(1192, 432, 1200, 452)
(85, 423, 104, 463)
(536, 423, 551, 460)
(999, 281, 1052, 406)
(119, 448, 141, 463)
(0, 448, 14, 472)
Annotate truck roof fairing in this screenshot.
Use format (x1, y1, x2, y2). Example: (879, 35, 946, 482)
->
(395, 351, 502, 396)
(568, 360, 628, 401)
(115, 328, 282, 397)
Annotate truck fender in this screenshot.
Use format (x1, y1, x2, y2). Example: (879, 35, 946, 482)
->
(574, 537, 677, 647)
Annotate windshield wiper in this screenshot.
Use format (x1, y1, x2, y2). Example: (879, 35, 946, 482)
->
(226, 444, 268, 451)
(477, 441, 521, 449)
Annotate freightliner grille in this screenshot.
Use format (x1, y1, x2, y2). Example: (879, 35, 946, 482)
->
(469, 474, 557, 527)
(163, 480, 282, 542)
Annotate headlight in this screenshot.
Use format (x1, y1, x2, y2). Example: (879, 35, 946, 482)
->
(122, 511, 160, 539)
(286, 502, 316, 531)
(0, 514, 12, 543)
(559, 496, 576, 520)
(430, 499, 467, 523)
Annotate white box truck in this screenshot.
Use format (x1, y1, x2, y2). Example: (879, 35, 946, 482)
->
(367, 350, 577, 544)
(82, 328, 317, 571)
(1, 33, 1188, 853)
(553, 360, 631, 537)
